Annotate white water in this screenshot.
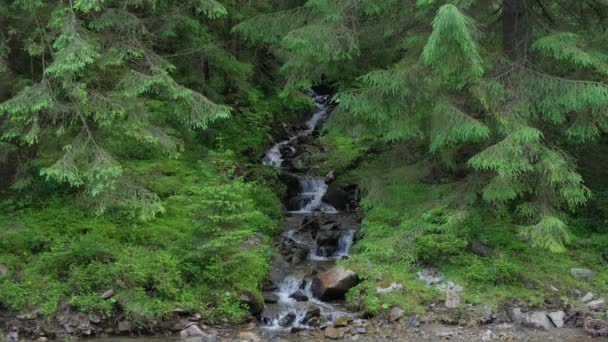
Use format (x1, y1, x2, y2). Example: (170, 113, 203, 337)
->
(262, 90, 354, 332)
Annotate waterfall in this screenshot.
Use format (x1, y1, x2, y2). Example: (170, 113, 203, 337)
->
(261, 90, 356, 333)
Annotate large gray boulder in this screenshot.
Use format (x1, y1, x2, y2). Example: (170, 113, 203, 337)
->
(570, 268, 594, 281)
(312, 266, 358, 300)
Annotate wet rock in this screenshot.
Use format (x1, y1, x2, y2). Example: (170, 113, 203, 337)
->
(312, 266, 359, 300)
(290, 291, 309, 302)
(570, 268, 594, 281)
(238, 331, 261, 342)
(324, 326, 347, 339)
(587, 299, 605, 309)
(322, 185, 351, 211)
(279, 312, 296, 327)
(0, 264, 7, 276)
(33, 337, 48, 342)
(523, 311, 552, 330)
(389, 307, 404, 322)
(117, 320, 132, 334)
(263, 279, 278, 292)
(180, 324, 205, 338)
(263, 293, 279, 304)
(581, 292, 594, 303)
(239, 292, 263, 316)
(101, 289, 115, 300)
(316, 229, 342, 246)
(548, 311, 565, 328)
(334, 316, 353, 327)
(301, 305, 321, 325)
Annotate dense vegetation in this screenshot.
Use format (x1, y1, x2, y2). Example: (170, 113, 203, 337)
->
(1, 0, 608, 327)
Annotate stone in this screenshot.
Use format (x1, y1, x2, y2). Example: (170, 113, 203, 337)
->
(312, 265, 358, 300)
(522, 311, 553, 330)
(581, 292, 594, 303)
(408, 315, 421, 328)
(470, 240, 493, 257)
(33, 338, 48, 342)
(388, 307, 404, 322)
(445, 288, 461, 308)
(239, 292, 263, 316)
(417, 269, 445, 286)
(482, 305, 493, 322)
(117, 320, 132, 333)
(101, 289, 115, 299)
(481, 330, 496, 341)
(279, 312, 296, 327)
(244, 236, 261, 245)
(263, 279, 278, 292)
(0, 264, 7, 276)
(333, 316, 353, 327)
(509, 308, 523, 324)
(290, 290, 309, 302)
(322, 185, 351, 211)
(587, 299, 605, 309)
(263, 293, 279, 304)
(316, 230, 342, 246)
(180, 325, 205, 338)
(376, 282, 403, 294)
(570, 268, 594, 281)
(324, 326, 347, 339)
(238, 331, 261, 342)
(301, 305, 321, 324)
(547, 311, 565, 328)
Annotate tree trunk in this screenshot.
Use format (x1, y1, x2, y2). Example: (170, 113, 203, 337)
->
(503, 0, 529, 61)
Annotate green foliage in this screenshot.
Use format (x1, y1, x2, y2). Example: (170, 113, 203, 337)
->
(421, 4, 483, 89)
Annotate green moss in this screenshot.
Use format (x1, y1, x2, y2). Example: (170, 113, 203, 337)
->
(0, 145, 282, 324)
(336, 141, 608, 316)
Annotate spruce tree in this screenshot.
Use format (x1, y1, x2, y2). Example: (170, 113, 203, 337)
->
(0, 0, 258, 219)
(237, 0, 608, 251)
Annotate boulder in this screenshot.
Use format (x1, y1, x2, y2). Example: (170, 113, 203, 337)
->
(523, 311, 552, 330)
(312, 266, 358, 300)
(587, 299, 605, 310)
(333, 316, 353, 327)
(547, 311, 565, 328)
(239, 293, 263, 316)
(581, 292, 594, 303)
(324, 326, 347, 339)
(263, 293, 279, 304)
(238, 331, 261, 342)
(570, 268, 594, 281)
(389, 307, 404, 322)
(322, 185, 350, 211)
(290, 291, 309, 302)
(316, 230, 342, 246)
(445, 288, 461, 308)
(301, 305, 321, 325)
(263, 279, 278, 292)
(278, 312, 296, 327)
(180, 325, 205, 338)
(117, 321, 132, 334)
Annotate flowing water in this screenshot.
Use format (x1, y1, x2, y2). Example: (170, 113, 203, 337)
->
(260, 91, 357, 333)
